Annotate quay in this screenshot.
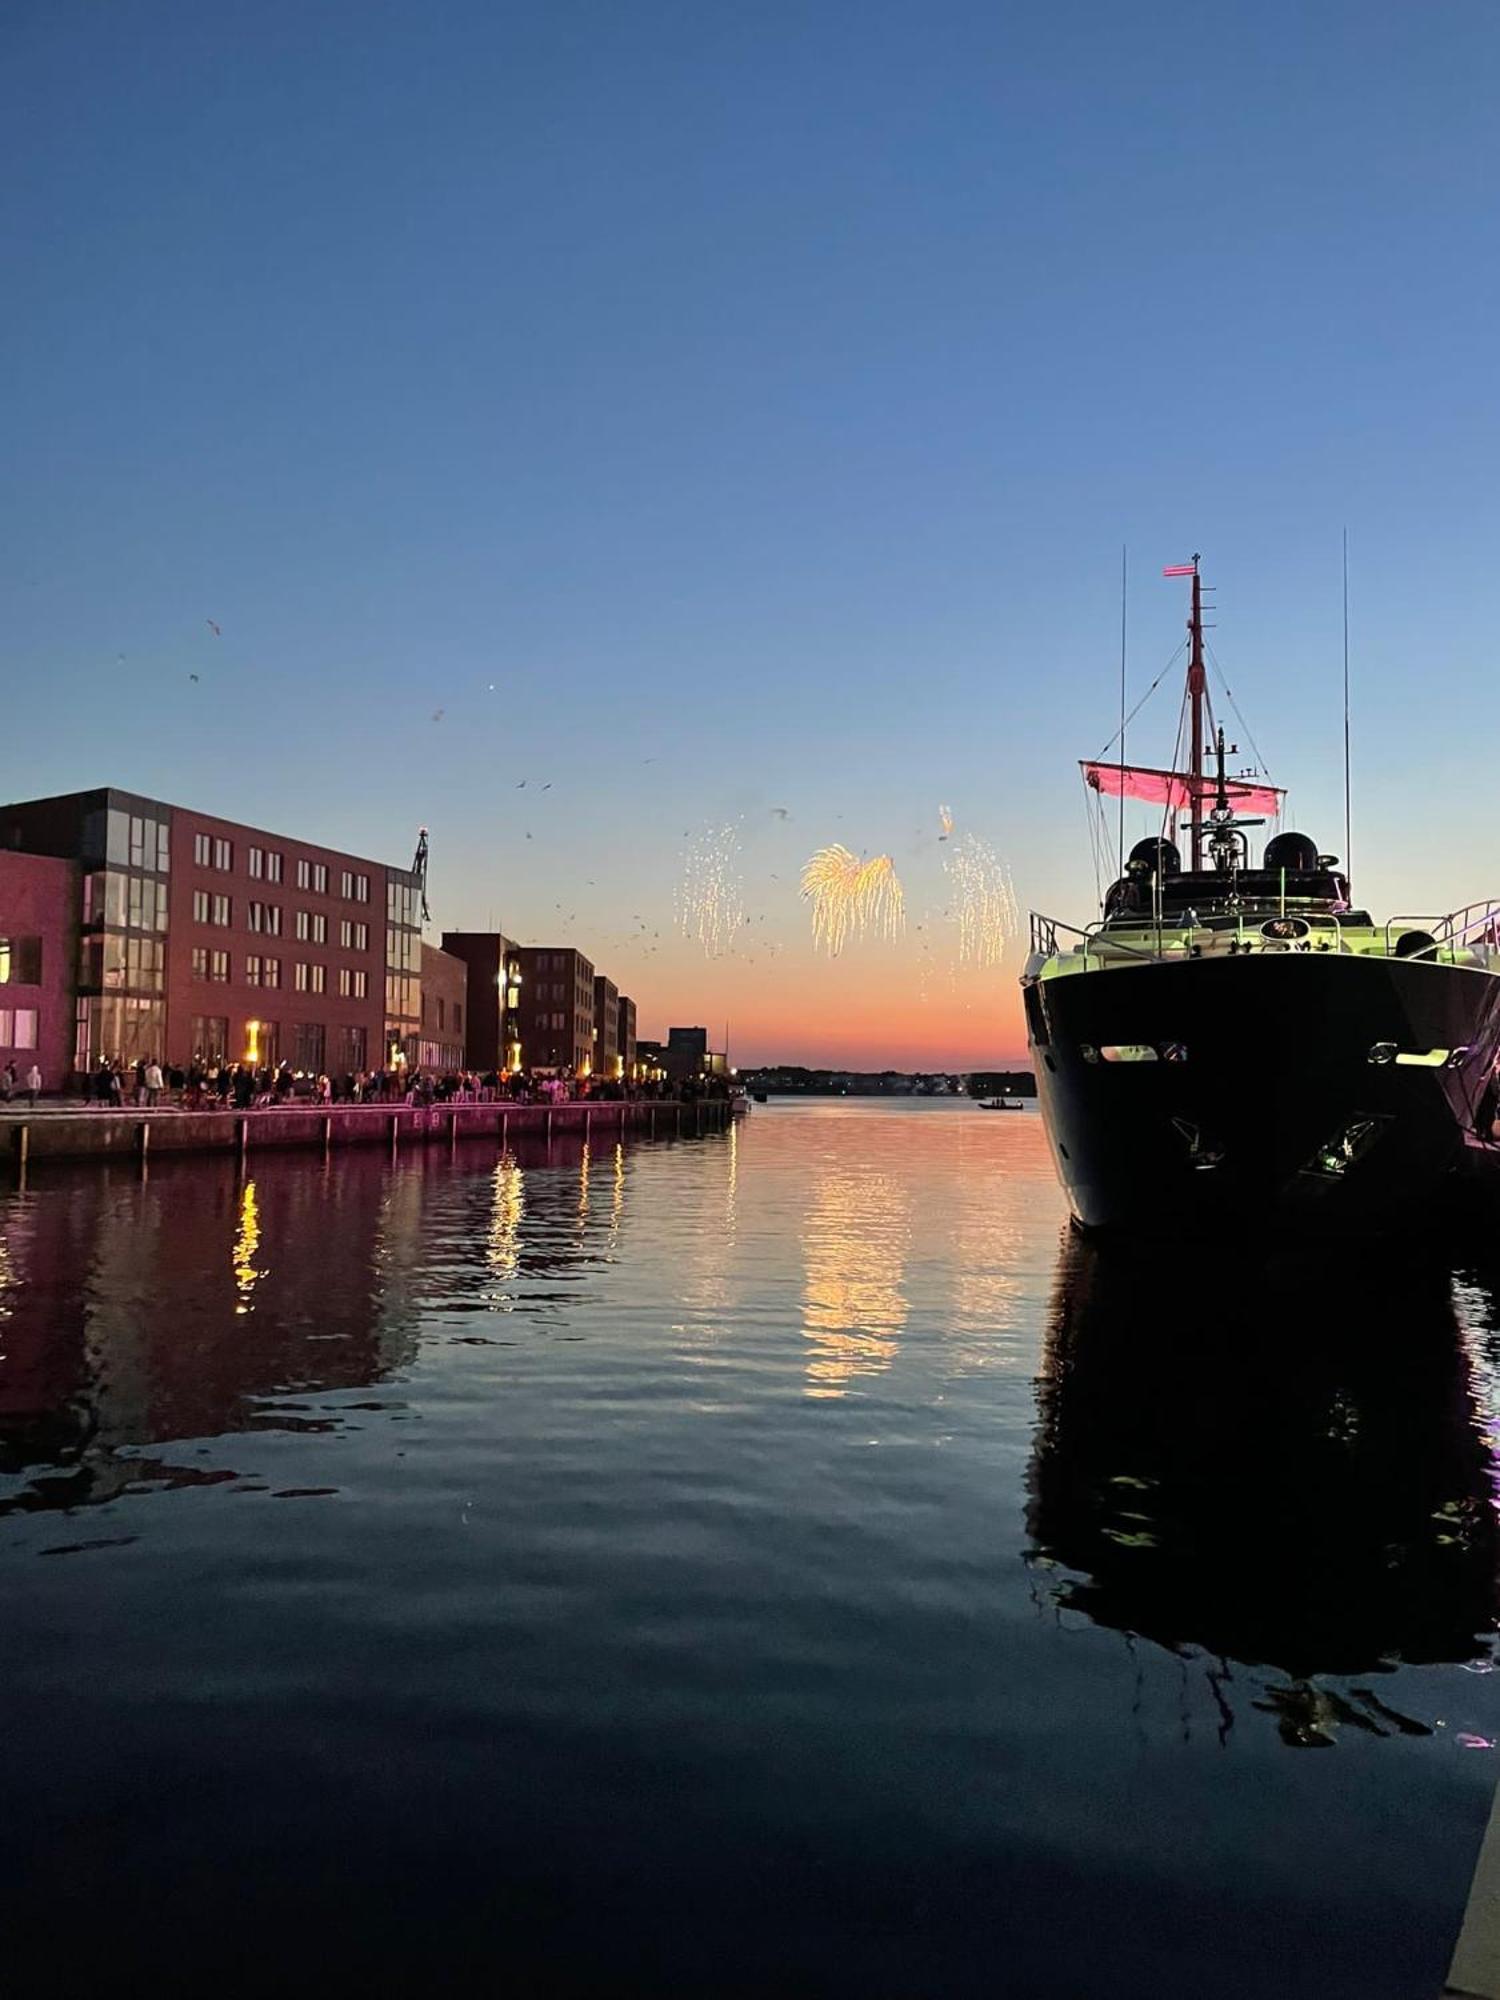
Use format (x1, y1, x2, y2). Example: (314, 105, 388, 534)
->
(1, 1097, 734, 1172)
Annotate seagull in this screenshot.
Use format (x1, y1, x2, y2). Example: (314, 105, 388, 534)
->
(771, 807, 790, 820)
(189, 672, 200, 683)
(206, 619, 221, 638)
(517, 780, 527, 789)
(432, 708, 445, 722)
(541, 783, 552, 791)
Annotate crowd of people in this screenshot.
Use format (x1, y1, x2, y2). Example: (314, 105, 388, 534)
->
(57, 1057, 726, 1111)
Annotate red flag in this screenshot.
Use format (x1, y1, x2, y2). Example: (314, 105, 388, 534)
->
(1161, 563, 1196, 577)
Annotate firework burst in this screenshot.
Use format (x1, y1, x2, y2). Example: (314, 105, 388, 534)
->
(800, 845, 906, 956)
(944, 833, 1018, 967)
(676, 823, 745, 957)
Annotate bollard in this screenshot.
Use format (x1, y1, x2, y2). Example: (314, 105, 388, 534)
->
(650, 1106, 657, 1136)
(237, 1117, 249, 1162)
(16, 1124, 29, 1174)
(501, 1110, 508, 1148)
(390, 1113, 399, 1154)
(450, 1112, 458, 1152)
(323, 1115, 332, 1153)
(138, 1120, 150, 1162)
(546, 1108, 553, 1143)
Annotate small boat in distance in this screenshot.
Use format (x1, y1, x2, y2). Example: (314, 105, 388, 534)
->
(1022, 555, 1500, 1233)
(979, 1098, 1026, 1111)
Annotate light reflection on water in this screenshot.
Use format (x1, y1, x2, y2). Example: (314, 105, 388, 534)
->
(0, 1102, 1499, 1997)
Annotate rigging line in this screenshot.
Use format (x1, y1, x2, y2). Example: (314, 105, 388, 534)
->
(1343, 528, 1352, 880)
(1204, 641, 1272, 778)
(1163, 684, 1190, 847)
(1094, 638, 1188, 760)
(1081, 780, 1105, 906)
(1118, 544, 1128, 880)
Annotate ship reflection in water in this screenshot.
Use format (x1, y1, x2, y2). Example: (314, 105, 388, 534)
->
(1028, 1235, 1500, 1744)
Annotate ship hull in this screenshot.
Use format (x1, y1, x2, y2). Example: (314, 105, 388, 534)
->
(1027, 953, 1500, 1233)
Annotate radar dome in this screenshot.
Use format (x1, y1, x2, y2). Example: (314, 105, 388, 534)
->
(1264, 831, 1319, 872)
(1127, 837, 1181, 876)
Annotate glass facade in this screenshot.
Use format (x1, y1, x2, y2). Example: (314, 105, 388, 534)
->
(383, 870, 422, 1064)
(75, 796, 173, 1069)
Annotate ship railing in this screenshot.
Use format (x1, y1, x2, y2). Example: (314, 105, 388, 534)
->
(1383, 901, 1500, 962)
(1028, 912, 1165, 965)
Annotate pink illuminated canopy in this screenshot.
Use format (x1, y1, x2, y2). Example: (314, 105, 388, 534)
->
(1081, 760, 1284, 817)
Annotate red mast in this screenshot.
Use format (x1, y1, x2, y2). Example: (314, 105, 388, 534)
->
(1187, 554, 1206, 871)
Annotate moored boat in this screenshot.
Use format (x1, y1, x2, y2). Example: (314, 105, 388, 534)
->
(1022, 558, 1500, 1233)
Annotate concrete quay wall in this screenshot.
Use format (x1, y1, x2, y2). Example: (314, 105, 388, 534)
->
(3, 1098, 732, 1168)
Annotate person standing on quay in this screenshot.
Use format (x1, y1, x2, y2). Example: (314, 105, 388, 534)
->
(25, 1062, 41, 1107)
(143, 1058, 163, 1107)
(1, 1061, 14, 1103)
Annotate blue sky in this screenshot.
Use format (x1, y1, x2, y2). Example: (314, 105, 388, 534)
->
(3, 0, 1496, 1061)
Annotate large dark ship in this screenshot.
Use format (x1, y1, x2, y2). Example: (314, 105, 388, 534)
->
(1022, 558, 1500, 1232)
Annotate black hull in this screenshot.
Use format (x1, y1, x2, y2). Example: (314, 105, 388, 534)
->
(1028, 953, 1500, 1233)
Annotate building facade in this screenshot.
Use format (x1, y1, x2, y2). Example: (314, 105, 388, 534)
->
(440, 931, 523, 1072)
(617, 995, 637, 1082)
(0, 788, 421, 1076)
(413, 944, 467, 1071)
(516, 946, 596, 1075)
(0, 851, 78, 1086)
(593, 975, 619, 1080)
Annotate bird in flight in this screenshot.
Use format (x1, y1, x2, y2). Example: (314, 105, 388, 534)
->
(206, 620, 221, 638)
(432, 708, 445, 723)
(189, 672, 200, 683)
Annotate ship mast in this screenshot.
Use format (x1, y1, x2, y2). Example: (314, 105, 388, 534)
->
(1187, 554, 1206, 872)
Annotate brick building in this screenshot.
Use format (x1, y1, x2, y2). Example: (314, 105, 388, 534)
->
(413, 943, 467, 1071)
(516, 946, 596, 1075)
(593, 974, 619, 1080)
(440, 931, 523, 1072)
(0, 788, 422, 1076)
(617, 995, 637, 1082)
(0, 851, 78, 1087)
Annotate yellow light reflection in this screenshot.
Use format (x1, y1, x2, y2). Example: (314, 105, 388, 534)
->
(488, 1157, 524, 1286)
(801, 1164, 909, 1398)
(232, 1178, 264, 1313)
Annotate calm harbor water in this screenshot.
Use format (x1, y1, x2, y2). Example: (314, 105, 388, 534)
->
(4, 1098, 1500, 1995)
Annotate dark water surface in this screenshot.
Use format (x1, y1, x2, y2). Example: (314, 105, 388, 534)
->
(4, 1100, 1500, 1995)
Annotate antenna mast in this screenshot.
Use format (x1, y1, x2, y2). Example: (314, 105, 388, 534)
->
(1187, 554, 1206, 871)
(1342, 529, 1352, 885)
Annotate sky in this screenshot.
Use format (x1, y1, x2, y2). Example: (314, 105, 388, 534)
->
(3, 0, 1497, 1066)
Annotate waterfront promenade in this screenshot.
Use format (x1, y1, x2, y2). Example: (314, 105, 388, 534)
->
(0, 1096, 732, 1169)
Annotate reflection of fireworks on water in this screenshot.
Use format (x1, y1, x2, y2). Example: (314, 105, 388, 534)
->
(800, 845, 905, 956)
(676, 823, 745, 956)
(944, 834, 1018, 967)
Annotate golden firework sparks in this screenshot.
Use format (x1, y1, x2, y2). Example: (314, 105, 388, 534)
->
(676, 823, 745, 957)
(943, 833, 1018, 967)
(938, 804, 954, 840)
(800, 845, 906, 956)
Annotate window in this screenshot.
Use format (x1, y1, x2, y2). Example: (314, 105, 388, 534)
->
(294, 962, 309, 992)
(312, 863, 327, 893)
(341, 870, 354, 900)
(266, 850, 282, 883)
(340, 919, 353, 949)
(453, 1002, 462, 1033)
(126, 876, 167, 930)
(264, 957, 281, 989)
(247, 954, 263, 986)
(249, 846, 264, 879)
(338, 967, 352, 997)
(0, 1009, 39, 1049)
(337, 967, 368, 1000)
(312, 913, 326, 944)
(248, 902, 282, 936)
(193, 890, 210, 923)
(311, 964, 326, 994)
(353, 969, 366, 999)
(355, 873, 369, 903)
(336, 1025, 367, 1072)
(191, 947, 209, 982)
(296, 858, 310, 890)
(194, 832, 211, 866)
(0, 937, 42, 984)
(435, 997, 445, 1029)
(294, 1022, 325, 1072)
(191, 1015, 229, 1062)
(295, 909, 309, 941)
(211, 950, 229, 983)
(213, 838, 232, 871)
(212, 894, 231, 927)
(122, 816, 170, 872)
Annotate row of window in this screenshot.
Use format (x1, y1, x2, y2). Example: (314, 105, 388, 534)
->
(190, 950, 369, 997)
(189, 834, 371, 901)
(427, 996, 464, 1032)
(0, 1007, 38, 1049)
(189, 1016, 368, 1073)
(189, 895, 369, 950)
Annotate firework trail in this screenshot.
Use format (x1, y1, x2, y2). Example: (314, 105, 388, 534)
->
(943, 833, 1018, 967)
(800, 845, 906, 956)
(938, 804, 954, 840)
(676, 823, 745, 957)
